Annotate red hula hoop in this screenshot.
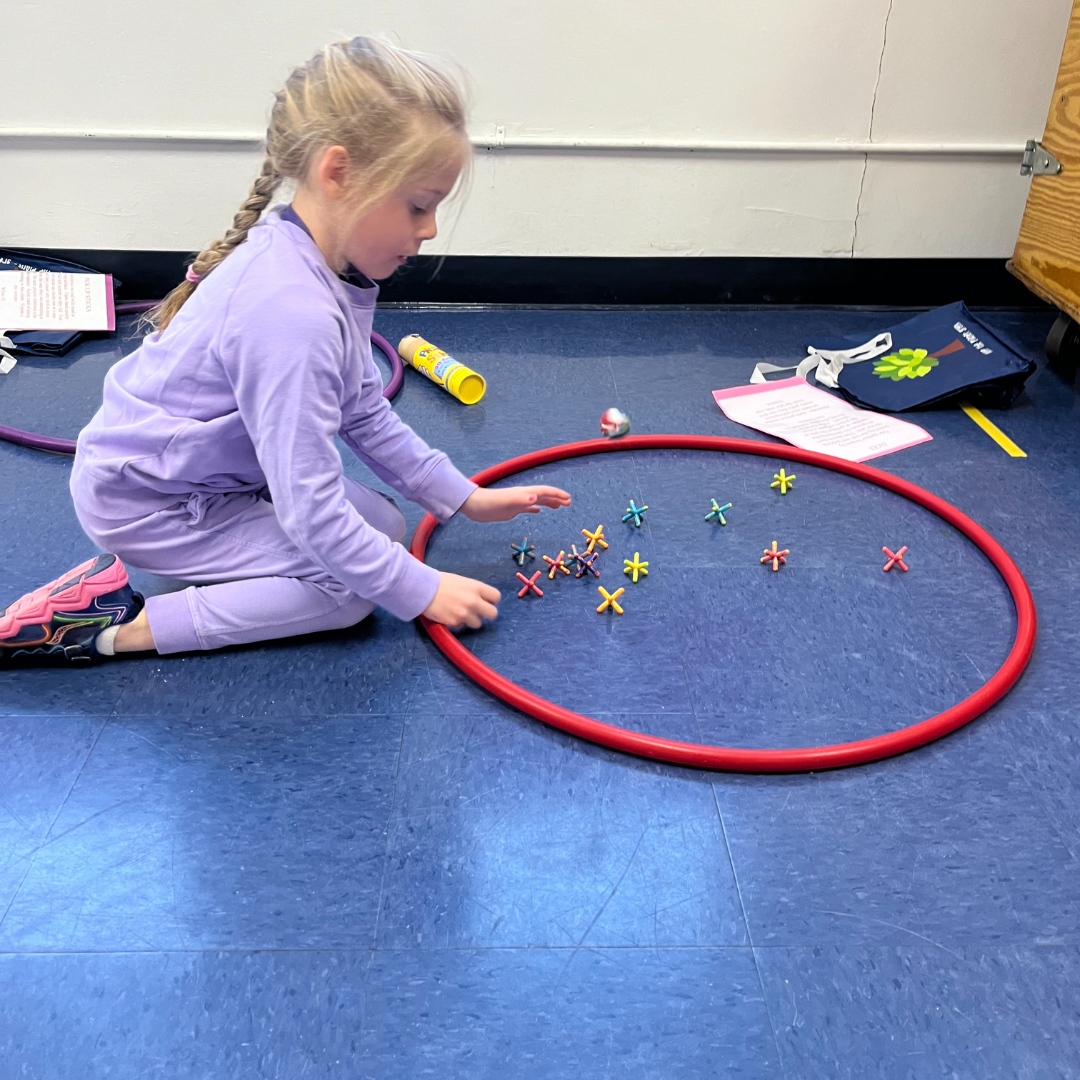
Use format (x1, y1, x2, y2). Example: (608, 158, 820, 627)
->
(410, 435, 1037, 773)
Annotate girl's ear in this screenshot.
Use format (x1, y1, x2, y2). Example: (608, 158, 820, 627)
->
(315, 145, 353, 198)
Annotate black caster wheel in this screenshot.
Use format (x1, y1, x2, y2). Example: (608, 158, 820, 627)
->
(1046, 312, 1080, 384)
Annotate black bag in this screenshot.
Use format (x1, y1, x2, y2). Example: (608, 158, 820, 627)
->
(803, 302, 1037, 412)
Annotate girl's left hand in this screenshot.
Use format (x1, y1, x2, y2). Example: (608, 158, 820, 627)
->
(460, 485, 571, 523)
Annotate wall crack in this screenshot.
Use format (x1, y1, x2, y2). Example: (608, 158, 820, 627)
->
(852, 0, 895, 256)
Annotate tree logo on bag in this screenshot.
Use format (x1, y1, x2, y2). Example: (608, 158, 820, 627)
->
(873, 347, 939, 381)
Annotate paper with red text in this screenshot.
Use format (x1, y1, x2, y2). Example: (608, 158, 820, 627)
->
(712, 376, 931, 462)
(0, 271, 115, 332)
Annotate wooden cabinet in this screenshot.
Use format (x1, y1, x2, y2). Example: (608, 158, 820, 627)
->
(1010, 0, 1080, 375)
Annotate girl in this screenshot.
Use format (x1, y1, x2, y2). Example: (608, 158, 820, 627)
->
(1, 36, 570, 665)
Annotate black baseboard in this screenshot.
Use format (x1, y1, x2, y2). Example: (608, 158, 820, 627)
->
(20, 249, 1052, 309)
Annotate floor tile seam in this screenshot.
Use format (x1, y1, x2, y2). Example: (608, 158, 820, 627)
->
(391, 709, 701, 717)
(0, 713, 112, 932)
(710, 785, 755, 951)
(3, 940, 1079, 959)
(605, 354, 622, 414)
(749, 942, 793, 1080)
(391, 714, 709, 727)
(106, 709, 406, 719)
(367, 943, 763, 952)
(666, 561, 712, 745)
(368, 719, 408, 952)
(107, 662, 137, 715)
(0, 944, 770, 957)
(401, 623, 423, 718)
(353, 949, 377, 1058)
(0, 712, 120, 719)
(106, 673, 133, 717)
(704, 752, 801, 1080)
(0, 948, 382, 957)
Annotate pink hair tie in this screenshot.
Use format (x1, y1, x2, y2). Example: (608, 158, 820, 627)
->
(185, 265, 203, 284)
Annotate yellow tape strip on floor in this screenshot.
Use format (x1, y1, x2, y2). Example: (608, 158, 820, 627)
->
(959, 402, 1027, 458)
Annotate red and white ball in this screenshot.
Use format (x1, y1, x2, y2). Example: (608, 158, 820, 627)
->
(599, 407, 631, 438)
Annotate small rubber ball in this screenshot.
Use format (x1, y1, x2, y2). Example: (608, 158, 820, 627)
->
(599, 407, 631, 437)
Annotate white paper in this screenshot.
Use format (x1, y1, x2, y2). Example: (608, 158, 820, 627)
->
(712, 376, 932, 462)
(0, 271, 115, 332)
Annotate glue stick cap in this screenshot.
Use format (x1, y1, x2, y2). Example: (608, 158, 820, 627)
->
(448, 367, 486, 405)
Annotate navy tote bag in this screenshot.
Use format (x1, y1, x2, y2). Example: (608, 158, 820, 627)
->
(802, 302, 1037, 412)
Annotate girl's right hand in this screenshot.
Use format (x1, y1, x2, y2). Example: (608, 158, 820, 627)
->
(422, 572, 501, 629)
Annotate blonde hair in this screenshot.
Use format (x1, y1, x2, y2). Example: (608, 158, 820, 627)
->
(146, 35, 472, 333)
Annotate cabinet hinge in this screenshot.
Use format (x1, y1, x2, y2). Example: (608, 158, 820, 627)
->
(1021, 139, 1063, 176)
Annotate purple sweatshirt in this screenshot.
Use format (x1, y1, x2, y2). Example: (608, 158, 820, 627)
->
(72, 207, 477, 620)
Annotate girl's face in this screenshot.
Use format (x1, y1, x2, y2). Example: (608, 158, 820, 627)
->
(343, 157, 463, 282)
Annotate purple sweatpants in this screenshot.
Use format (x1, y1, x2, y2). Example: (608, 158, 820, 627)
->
(73, 477, 407, 655)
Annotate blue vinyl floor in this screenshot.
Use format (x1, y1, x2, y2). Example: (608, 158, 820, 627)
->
(1, 302, 1077, 1079)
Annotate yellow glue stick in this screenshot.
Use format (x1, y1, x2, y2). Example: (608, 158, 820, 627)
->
(397, 334, 486, 405)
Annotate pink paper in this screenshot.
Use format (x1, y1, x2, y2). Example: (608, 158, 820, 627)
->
(0, 271, 115, 332)
(712, 377, 932, 462)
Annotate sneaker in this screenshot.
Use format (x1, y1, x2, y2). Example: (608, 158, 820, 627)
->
(0, 553, 144, 665)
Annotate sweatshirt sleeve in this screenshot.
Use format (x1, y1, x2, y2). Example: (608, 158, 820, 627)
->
(338, 336, 477, 521)
(219, 292, 441, 621)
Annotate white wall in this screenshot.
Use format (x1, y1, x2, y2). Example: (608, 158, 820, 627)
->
(0, 0, 1072, 257)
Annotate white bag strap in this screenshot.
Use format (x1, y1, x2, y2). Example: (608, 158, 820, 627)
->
(0, 334, 16, 375)
(750, 332, 892, 388)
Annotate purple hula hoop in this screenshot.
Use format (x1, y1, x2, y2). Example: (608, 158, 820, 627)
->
(0, 313, 405, 456)
(371, 330, 405, 399)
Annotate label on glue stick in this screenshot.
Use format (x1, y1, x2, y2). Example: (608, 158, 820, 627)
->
(431, 355, 461, 381)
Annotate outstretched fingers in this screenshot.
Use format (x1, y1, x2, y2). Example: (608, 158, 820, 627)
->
(523, 485, 572, 509)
